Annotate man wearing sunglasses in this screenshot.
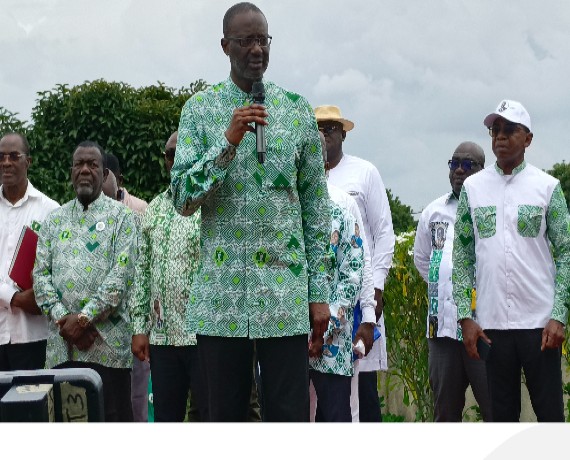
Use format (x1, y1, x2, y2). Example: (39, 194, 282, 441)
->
(414, 141, 492, 422)
(453, 100, 570, 422)
(170, 3, 331, 422)
(0, 132, 59, 372)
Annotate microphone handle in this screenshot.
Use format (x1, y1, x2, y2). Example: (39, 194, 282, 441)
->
(256, 121, 266, 164)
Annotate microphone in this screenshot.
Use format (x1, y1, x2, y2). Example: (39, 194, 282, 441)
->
(252, 80, 266, 164)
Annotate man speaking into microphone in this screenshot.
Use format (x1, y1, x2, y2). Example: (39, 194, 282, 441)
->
(170, 2, 331, 422)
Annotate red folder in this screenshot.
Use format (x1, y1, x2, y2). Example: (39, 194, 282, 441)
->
(8, 226, 39, 291)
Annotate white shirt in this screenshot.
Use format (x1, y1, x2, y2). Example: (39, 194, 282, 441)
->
(328, 154, 395, 372)
(414, 192, 462, 339)
(453, 163, 570, 330)
(0, 181, 59, 344)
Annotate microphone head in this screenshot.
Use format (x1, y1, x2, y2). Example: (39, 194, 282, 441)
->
(252, 80, 265, 103)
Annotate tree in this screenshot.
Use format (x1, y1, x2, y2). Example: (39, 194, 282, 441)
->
(546, 162, 570, 209)
(387, 188, 417, 234)
(0, 107, 28, 135)
(25, 79, 207, 204)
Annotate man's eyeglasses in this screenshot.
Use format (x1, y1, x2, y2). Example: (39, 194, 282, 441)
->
(164, 148, 175, 161)
(0, 152, 26, 162)
(225, 35, 272, 48)
(488, 122, 527, 138)
(318, 124, 342, 134)
(448, 159, 481, 171)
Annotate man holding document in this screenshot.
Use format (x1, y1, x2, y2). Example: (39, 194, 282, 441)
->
(0, 132, 59, 371)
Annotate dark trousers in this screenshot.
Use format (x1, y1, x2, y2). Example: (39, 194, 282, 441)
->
(150, 344, 207, 422)
(310, 370, 352, 422)
(428, 337, 492, 422)
(358, 370, 382, 422)
(197, 334, 309, 422)
(485, 329, 564, 422)
(54, 361, 133, 422)
(0, 339, 47, 371)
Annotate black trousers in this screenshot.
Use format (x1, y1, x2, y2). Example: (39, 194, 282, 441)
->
(197, 334, 309, 422)
(485, 329, 564, 422)
(358, 370, 382, 422)
(310, 370, 352, 422)
(0, 339, 47, 371)
(150, 344, 207, 422)
(54, 361, 133, 422)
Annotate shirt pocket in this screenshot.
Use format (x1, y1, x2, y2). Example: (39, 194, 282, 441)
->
(517, 205, 543, 238)
(473, 206, 496, 239)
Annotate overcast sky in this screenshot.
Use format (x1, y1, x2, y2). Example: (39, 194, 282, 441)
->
(2, 0, 570, 215)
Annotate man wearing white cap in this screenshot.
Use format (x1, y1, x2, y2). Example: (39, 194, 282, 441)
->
(314, 105, 395, 422)
(452, 99, 570, 421)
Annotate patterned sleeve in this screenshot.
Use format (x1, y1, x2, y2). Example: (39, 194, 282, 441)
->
(33, 214, 70, 322)
(297, 102, 331, 304)
(452, 186, 476, 321)
(546, 182, 570, 325)
(80, 209, 138, 323)
(329, 207, 364, 328)
(170, 94, 236, 217)
(128, 204, 153, 336)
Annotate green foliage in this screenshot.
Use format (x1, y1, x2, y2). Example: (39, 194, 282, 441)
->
(0, 107, 28, 135)
(387, 189, 417, 234)
(546, 161, 570, 209)
(25, 79, 208, 204)
(382, 231, 434, 422)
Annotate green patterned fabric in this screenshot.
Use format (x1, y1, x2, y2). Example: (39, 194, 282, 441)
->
(171, 77, 331, 338)
(129, 189, 200, 346)
(517, 205, 543, 238)
(310, 198, 364, 376)
(473, 206, 496, 239)
(34, 195, 137, 369)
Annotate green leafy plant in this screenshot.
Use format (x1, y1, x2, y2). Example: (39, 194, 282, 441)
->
(23, 79, 207, 204)
(382, 231, 434, 422)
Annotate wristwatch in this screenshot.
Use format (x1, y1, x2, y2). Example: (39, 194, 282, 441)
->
(77, 313, 91, 328)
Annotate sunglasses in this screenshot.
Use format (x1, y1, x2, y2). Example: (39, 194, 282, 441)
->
(0, 152, 26, 161)
(488, 122, 528, 138)
(448, 159, 481, 171)
(318, 124, 342, 134)
(164, 148, 176, 160)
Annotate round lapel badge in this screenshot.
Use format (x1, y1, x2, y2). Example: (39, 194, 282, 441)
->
(96, 222, 105, 232)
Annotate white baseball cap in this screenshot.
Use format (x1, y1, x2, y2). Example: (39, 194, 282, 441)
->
(483, 99, 531, 131)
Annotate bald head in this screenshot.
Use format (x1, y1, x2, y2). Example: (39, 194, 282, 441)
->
(454, 141, 485, 165)
(449, 141, 485, 196)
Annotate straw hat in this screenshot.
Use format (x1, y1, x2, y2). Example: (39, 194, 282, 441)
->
(314, 105, 354, 132)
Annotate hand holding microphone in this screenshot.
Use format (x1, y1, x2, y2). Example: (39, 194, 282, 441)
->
(224, 81, 268, 159)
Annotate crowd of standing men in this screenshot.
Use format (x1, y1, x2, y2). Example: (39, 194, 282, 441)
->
(1, 2, 569, 423)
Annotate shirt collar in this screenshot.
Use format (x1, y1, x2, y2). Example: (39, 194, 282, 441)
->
(223, 76, 269, 103)
(72, 192, 106, 212)
(444, 191, 457, 205)
(494, 160, 527, 176)
(0, 180, 40, 207)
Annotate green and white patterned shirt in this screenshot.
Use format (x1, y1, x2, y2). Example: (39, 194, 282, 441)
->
(129, 189, 200, 346)
(34, 194, 137, 369)
(171, 77, 331, 338)
(310, 185, 365, 376)
(453, 161, 570, 329)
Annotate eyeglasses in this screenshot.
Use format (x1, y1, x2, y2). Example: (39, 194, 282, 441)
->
(225, 35, 272, 48)
(0, 152, 26, 161)
(318, 124, 342, 134)
(164, 148, 175, 160)
(488, 122, 527, 138)
(448, 159, 481, 171)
